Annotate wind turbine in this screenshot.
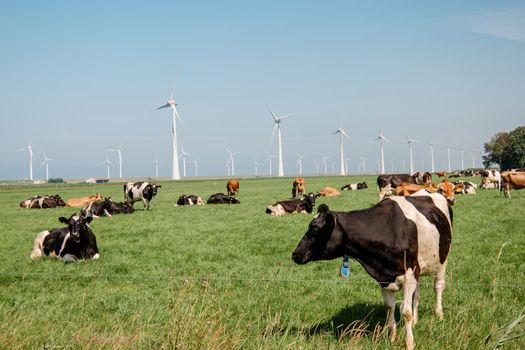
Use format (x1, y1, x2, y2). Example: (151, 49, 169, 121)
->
(41, 151, 52, 181)
(321, 155, 331, 175)
(252, 158, 259, 176)
(427, 140, 439, 173)
(179, 145, 192, 177)
(17, 139, 34, 180)
(193, 156, 199, 177)
(406, 137, 419, 174)
(375, 129, 391, 174)
(332, 120, 351, 175)
(156, 83, 183, 180)
(154, 157, 159, 177)
(314, 161, 320, 174)
(226, 148, 239, 176)
(471, 149, 477, 169)
(360, 157, 367, 174)
(108, 143, 123, 178)
(443, 143, 453, 172)
(268, 105, 293, 177)
(345, 158, 352, 174)
(264, 151, 276, 176)
(101, 153, 111, 179)
(296, 153, 306, 175)
(457, 147, 465, 170)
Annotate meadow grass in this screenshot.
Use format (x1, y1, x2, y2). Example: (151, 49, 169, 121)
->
(0, 175, 524, 349)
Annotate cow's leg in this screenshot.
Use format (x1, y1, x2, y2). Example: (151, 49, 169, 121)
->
(142, 198, 149, 210)
(401, 268, 417, 350)
(434, 261, 447, 320)
(381, 288, 397, 342)
(412, 281, 420, 325)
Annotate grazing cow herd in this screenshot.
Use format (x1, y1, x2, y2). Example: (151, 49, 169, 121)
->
(19, 167, 524, 350)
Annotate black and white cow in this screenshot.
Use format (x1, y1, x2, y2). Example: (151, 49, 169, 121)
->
(20, 194, 66, 209)
(123, 181, 161, 209)
(81, 198, 134, 218)
(341, 182, 368, 191)
(292, 191, 452, 350)
(176, 194, 205, 206)
(30, 214, 100, 262)
(206, 193, 240, 204)
(376, 174, 418, 200)
(266, 193, 316, 216)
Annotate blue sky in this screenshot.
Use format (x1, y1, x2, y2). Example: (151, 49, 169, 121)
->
(1, 1, 524, 180)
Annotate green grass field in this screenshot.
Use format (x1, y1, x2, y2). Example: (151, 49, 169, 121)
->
(0, 176, 524, 349)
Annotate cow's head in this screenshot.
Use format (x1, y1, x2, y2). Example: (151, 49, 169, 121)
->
(176, 195, 189, 206)
(53, 194, 67, 206)
(59, 214, 92, 242)
(292, 204, 344, 264)
(360, 182, 368, 189)
(150, 184, 161, 196)
(229, 196, 240, 204)
(302, 193, 317, 213)
(437, 180, 456, 205)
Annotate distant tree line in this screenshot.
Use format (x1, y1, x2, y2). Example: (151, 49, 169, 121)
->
(483, 126, 525, 170)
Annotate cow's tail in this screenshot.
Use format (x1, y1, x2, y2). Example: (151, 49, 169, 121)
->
(30, 231, 49, 260)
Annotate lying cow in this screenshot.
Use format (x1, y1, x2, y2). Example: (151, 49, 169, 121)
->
(176, 194, 205, 206)
(66, 193, 103, 207)
(20, 194, 66, 209)
(226, 179, 239, 196)
(317, 187, 341, 197)
(124, 181, 161, 209)
(30, 214, 100, 262)
(412, 171, 433, 185)
(206, 193, 240, 204)
(480, 170, 501, 189)
(81, 198, 134, 218)
(395, 183, 437, 196)
(292, 178, 306, 198)
(266, 193, 316, 216)
(452, 181, 477, 195)
(292, 191, 452, 350)
(341, 182, 368, 191)
(501, 171, 525, 198)
(377, 174, 418, 200)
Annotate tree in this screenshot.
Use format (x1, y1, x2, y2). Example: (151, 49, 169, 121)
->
(501, 126, 525, 170)
(483, 132, 508, 168)
(483, 126, 525, 170)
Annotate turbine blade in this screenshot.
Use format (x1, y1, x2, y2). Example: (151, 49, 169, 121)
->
(174, 109, 184, 126)
(156, 103, 171, 110)
(267, 105, 278, 122)
(170, 82, 176, 100)
(271, 124, 277, 140)
(383, 136, 392, 144)
(278, 113, 294, 121)
(341, 129, 352, 140)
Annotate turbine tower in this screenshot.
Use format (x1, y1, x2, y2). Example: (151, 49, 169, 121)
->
(360, 157, 367, 174)
(252, 158, 259, 176)
(427, 140, 439, 173)
(332, 120, 351, 176)
(443, 143, 453, 172)
(375, 129, 391, 174)
(156, 84, 183, 180)
(265, 151, 276, 176)
(471, 149, 477, 169)
(193, 157, 199, 177)
(41, 151, 52, 181)
(109, 143, 123, 178)
(321, 155, 331, 174)
(457, 147, 464, 170)
(154, 157, 159, 177)
(101, 153, 111, 179)
(179, 145, 191, 177)
(267, 106, 293, 177)
(406, 137, 419, 174)
(296, 153, 306, 175)
(226, 148, 239, 176)
(17, 140, 34, 181)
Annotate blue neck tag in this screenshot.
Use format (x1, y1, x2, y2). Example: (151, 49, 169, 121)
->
(340, 255, 350, 278)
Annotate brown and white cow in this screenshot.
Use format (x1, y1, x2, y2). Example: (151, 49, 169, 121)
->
(436, 179, 456, 205)
(501, 171, 525, 198)
(292, 178, 306, 198)
(226, 179, 239, 196)
(395, 183, 437, 197)
(480, 170, 501, 189)
(20, 195, 66, 209)
(292, 191, 452, 350)
(66, 193, 103, 207)
(317, 187, 341, 197)
(266, 193, 316, 216)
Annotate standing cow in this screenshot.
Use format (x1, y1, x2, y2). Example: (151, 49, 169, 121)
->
(480, 170, 501, 189)
(292, 178, 306, 198)
(226, 180, 239, 196)
(124, 181, 161, 209)
(292, 191, 452, 350)
(30, 214, 100, 262)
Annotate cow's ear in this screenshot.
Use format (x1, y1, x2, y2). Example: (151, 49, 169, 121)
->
(58, 217, 68, 224)
(84, 216, 93, 224)
(156, 185, 162, 188)
(317, 204, 330, 213)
